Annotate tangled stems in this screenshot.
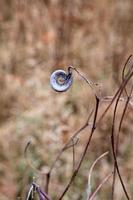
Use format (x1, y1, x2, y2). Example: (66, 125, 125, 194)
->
(58, 96, 100, 200)
(25, 182, 51, 200)
(111, 59, 133, 200)
(25, 56, 133, 199)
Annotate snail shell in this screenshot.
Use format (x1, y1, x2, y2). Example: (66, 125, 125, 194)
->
(50, 69, 73, 92)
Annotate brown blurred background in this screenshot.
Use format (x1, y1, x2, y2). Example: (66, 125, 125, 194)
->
(0, 0, 133, 199)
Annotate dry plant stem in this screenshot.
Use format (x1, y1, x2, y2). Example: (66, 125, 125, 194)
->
(111, 56, 133, 199)
(45, 109, 94, 193)
(122, 55, 133, 111)
(111, 68, 133, 200)
(24, 60, 133, 199)
(88, 172, 113, 200)
(119, 86, 133, 132)
(32, 182, 51, 200)
(112, 85, 133, 200)
(46, 60, 132, 195)
(97, 56, 133, 127)
(64, 137, 79, 150)
(58, 96, 100, 200)
(24, 115, 91, 195)
(26, 182, 51, 200)
(101, 96, 133, 103)
(49, 109, 94, 173)
(45, 62, 132, 194)
(72, 138, 76, 171)
(24, 110, 92, 194)
(25, 184, 33, 200)
(122, 55, 132, 81)
(26, 67, 130, 196)
(24, 141, 44, 175)
(122, 55, 132, 97)
(97, 64, 133, 127)
(111, 63, 133, 200)
(88, 151, 109, 196)
(68, 66, 98, 98)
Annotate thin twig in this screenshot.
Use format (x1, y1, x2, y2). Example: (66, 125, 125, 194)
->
(97, 63, 133, 126)
(111, 66, 133, 200)
(122, 55, 133, 82)
(24, 141, 43, 175)
(87, 151, 109, 198)
(122, 55, 132, 96)
(58, 97, 100, 200)
(68, 66, 99, 98)
(111, 55, 133, 200)
(89, 172, 113, 200)
(45, 109, 94, 193)
(119, 86, 133, 132)
(25, 184, 34, 200)
(112, 85, 133, 200)
(32, 182, 51, 200)
(72, 138, 76, 171)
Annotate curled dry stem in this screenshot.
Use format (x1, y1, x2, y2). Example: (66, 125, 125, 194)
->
(24, 57, 133, 199)
(111, 62, 133, 200)
(88, 172, 113, 200)
(68, 66, 99, 98)
(112, 85, 133, 200)
(87, 151, 109, 199)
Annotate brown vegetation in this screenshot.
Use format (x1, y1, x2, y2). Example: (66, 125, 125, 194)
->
(0, 0, 133, 199)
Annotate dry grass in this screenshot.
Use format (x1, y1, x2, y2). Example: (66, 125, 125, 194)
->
(0, 0, 133, 199)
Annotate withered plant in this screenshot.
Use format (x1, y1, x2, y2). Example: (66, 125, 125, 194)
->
(24, 55, 133, 200)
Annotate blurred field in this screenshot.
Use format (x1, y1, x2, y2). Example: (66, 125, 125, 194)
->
(0, 0, 133, 199)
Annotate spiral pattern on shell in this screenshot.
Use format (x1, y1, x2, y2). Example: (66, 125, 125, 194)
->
(50, 69, 73, 92)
